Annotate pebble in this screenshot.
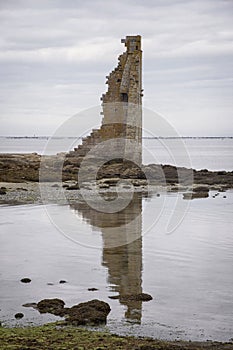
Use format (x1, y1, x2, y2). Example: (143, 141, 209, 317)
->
(14, 313, 24, 319)
(20, 278, 31, 283)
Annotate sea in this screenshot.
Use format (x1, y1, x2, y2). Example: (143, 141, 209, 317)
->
(0, 137, 233, 342)
(0, 136, 233, 170)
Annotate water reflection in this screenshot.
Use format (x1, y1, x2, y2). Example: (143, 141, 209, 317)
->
(70, 192, 143, 322)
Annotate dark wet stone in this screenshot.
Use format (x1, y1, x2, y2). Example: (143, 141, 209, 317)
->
(47, 282, 54, 285)
(37, 298, 65, 316)
(109, 293, 153, 302)
(193, 186, 209, 192)
(121, 293, 153, 302)
(51, 184, 59, 188)
(62, 184, 69, 188)
(20, 278, 31, 283)
(183, 192, 209, 200)
(88, 288, 98, 291)
(22, 303, 37, 308)
(0, 189, 6, 195)
(108, 295, 120, 300)
(15, 313, 24, 319)
(59, 280, 67, 284)
(65, 299, 111, 326)
(66, 184, 79, 190)
(223, 195, 227, 198)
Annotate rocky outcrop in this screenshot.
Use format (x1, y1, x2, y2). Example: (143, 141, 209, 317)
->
(37, 299, 65, 316)
(65, 299, 111, 326)
(0, 152, 233, 187)
(31, 298, 111, 326)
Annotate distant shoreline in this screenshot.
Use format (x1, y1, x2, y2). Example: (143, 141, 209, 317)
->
(1, 136, 233, 140)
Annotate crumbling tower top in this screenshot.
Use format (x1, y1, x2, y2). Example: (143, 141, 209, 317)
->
(121, 35, 141, 53)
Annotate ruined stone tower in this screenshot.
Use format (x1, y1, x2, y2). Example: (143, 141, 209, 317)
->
(64, 35, 143, 178)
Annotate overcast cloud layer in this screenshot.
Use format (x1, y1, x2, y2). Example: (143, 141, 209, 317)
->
(0, 0, 232, 136)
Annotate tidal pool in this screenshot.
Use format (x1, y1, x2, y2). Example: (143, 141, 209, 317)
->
(0, 190, 233, 341)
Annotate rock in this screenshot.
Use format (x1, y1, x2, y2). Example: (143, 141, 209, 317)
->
(35, 298, 111, 325)
(47, 282, 54, 286)
(99, 178, 120, 186)
(88, 288, 98, 291)
(22, 303, 37, 308)
(108, 295, 120, 300)
(59, 280, 67, 284)
(51, 184, 59, 188)
(183, 192, 209, 200)
(37, 298, 65, 316)
(0, 189, 6, 195)
(98, 183, 110, 189)
(62, 184, 69, 188)
(14, 313, 24, 319)
(109, 293, 153, 302)
(66, 184, 79, 190)
(20, 278, 31, 283)
(193, 186, 209, 192)
(65, 299, 111, 326)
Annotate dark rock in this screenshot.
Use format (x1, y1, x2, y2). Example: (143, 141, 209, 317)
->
(14, 313, 24, 319)
(183, 192, 209, 200)
(22, 303, 37, 308)
(193, 186, 209, 192)
(62, 184, 69, 188)
(20, 278, 31, 283)
(37, 298, 65, 316)
(0, 189, 6, 195)
(109, 293, 153, 302)
(108, 295, 120, 300)
(51, 184, 59, 188)
(121, 293, 153, 302)
(66, 184, 79, 190)
(59, 280, 67, 284)
(47, 282, 54, 285)
(223, 195, 226, 198)
(65, 299, 111, 326)
(88, 288, 98, 291)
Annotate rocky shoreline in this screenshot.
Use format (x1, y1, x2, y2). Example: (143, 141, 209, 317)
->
(0, 153, 233, 186)
(0, 152, 232, 205)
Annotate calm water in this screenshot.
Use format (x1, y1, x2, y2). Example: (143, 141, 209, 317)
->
(0, 190, 233, 341)
(0, 137, 233, 171)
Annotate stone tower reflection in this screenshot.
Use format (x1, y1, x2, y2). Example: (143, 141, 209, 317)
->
(71, 192, 143, 322)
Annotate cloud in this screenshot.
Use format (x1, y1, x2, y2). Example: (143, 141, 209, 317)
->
(0, 0, 232, 136)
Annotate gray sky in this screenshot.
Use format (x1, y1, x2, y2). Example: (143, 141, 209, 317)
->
(0, 0, 232, 136)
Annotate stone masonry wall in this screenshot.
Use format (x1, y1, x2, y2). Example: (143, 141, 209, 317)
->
(64, 35, 143, 177)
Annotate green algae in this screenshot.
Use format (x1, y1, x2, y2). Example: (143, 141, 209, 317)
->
(0, 323, 232, 350)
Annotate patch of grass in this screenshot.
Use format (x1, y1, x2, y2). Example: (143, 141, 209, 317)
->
(0, 323, 232, 350)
